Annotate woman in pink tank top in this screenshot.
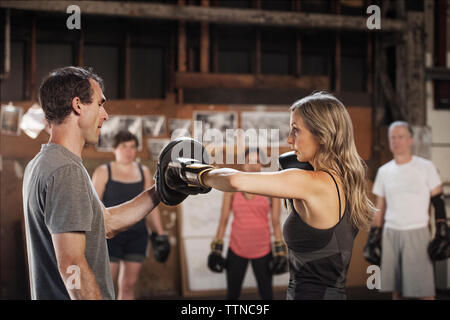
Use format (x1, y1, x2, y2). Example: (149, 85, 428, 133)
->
(211, 148, 282, 299)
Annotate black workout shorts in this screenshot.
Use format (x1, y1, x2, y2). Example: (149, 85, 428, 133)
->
(107, 225, 148, 263)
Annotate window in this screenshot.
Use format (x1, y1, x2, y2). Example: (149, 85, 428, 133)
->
(36, 43, 73, 89)
(216, 26, 253, 74)
(261, 29, 294, 75)
(84, 45, 119, 99)
(130, 47, 165, 99)
(341, 33, 367, 92)
(301, 32, 332, 76)
(0, 41, 25, 102)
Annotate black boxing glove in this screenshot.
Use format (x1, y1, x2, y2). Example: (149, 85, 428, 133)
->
(278, 151, 314, 209)
(428, 221, 450, 261)
(165, 158, 214, 195)
(155, 137, 211, 206)
(278, 151, 314, 171)
(207, 239, 226, 273)
(269, 241, 288, 275)
(363, 226, 382, 266)
(150, 233, 171, 263)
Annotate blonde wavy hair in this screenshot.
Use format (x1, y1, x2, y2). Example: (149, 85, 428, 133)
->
(290, 92, 376, 230)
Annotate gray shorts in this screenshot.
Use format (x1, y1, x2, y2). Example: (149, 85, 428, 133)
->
(380, 226, 435, 298)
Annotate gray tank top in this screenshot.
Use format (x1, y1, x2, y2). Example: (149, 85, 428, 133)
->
(282, 171, 358, 300)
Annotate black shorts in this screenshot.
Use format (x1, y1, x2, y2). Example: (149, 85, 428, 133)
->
(107, 224, 148, 263)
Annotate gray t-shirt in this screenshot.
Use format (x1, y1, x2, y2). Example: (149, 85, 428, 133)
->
(22, 143, 115, 300)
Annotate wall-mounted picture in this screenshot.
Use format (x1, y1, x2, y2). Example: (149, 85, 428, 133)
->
(168, 118, 192, 139)
(1, 104, 23, 136)
(97, 115, 142, 151)
(19, 103, 48, 139)
(142, 115, 166, 137)
(146, 138, 171, 161)
(241, 111, 290, 147)
(193, 111, 238, 145)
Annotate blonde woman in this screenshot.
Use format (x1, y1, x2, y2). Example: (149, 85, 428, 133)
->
(161, 92, 376, 300)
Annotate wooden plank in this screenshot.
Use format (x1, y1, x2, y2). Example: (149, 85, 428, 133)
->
(405, 12, 426, 125)
(175, 72, 329, 90)
(335, 34, 341, 92)
(77, 30, 84, 67)
(200, 0, 210, 73)
(0, 0, 407, 32)
(27, 16, 36, 101)
(367, 34, 373, 93)
(123, 31, 130, 99)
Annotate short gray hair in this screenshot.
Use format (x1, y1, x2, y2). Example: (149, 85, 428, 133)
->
(388, 121, 413, 136)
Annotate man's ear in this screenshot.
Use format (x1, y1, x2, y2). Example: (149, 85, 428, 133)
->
(71, 97, 81, 116)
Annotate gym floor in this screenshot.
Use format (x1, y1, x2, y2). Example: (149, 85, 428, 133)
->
(148, 287, 450, 300)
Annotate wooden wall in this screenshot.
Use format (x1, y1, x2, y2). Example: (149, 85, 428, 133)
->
(0, 97, 374, 299)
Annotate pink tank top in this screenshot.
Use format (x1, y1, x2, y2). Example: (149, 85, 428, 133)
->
(229, 192, 271, 259)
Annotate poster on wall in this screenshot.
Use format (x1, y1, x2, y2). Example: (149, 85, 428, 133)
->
(241, 111, 291, 147)
(146, 138, 170, 161)
(168, 118, 192, 139)
(142, 115, 166, 137)
(193, 111, 238, 147)
(19, 103, 48, 139)
(1, 104, 23, 136)
(97, 115, 142, 152)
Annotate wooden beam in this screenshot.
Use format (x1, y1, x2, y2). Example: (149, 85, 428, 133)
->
(200, 0, 209, 73)
(28, 16, 36, 101)
(175, 72, 329, 90)
(123, 31, 130, 99)
(77, 30, 84, 67)
(0, 0, 407, 32)
(177, 0, 186, 104)
(335, 34, 341, 92)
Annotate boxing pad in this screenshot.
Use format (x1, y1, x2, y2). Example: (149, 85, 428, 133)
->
(150, 233, 171, 263)
(155, 137, 211, 206)
(278, 151, 314, 171)
(428, 222, 450, 261)
(207, 239, 226, 273)
(363, 226, 382, 266)
(269, 241, 288, 275)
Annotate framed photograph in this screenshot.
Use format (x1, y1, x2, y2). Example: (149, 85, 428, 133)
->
(1, 104, 23, 136)
(146, 138, 170, 161)
(168, 118, 192, 139)
(142, 115, 166, 137)
(193, 111, 238, 145)
(241, 111, 290, 147)
(96, 115, 142, 152)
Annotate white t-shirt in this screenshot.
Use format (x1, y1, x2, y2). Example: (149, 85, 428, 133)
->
(372, 156, 442, 230)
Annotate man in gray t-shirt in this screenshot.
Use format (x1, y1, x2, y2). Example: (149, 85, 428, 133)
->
(23, 67, 160, 299)
(23, 143, 114, 299)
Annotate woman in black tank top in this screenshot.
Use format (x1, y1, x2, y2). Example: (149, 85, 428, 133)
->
(92, 131, 167, 300)
(199, 92, 376, 299)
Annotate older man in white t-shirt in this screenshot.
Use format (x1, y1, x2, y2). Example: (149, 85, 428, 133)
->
(371, 121, 445, 300)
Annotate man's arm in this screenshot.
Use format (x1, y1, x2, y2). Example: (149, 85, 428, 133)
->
(373, 195, 386, 227)
(430, 184, 447, 223)
(103, 186, 160, 238)
(142, 166, 165, 235)
(52, 232, 102, 300)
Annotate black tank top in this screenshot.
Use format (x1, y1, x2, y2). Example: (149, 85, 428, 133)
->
(282, 172, 358, 300)
(102, 162, 146, 232)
